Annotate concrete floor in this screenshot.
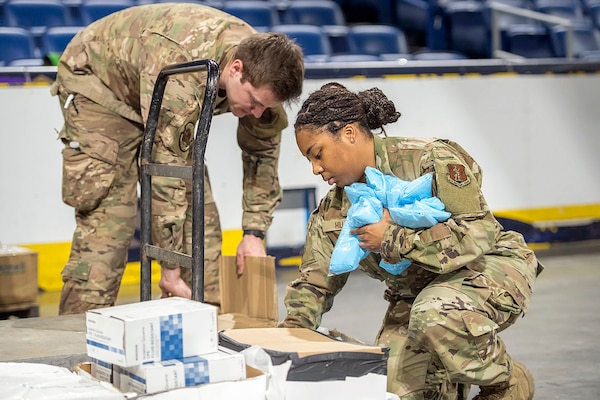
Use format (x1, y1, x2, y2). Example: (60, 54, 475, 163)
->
(2, 245, 599, 399)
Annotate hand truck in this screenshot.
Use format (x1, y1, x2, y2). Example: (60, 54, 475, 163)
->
(138, 59, 220, 303)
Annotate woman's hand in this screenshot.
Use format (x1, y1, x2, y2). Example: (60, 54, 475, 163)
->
(351, 208, 393, 252)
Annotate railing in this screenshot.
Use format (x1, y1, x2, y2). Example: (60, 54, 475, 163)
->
(488, 1, 574, 59)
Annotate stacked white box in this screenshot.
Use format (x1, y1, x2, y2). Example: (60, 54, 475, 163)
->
(86, 297, 218, 367)
(117, 347, 247, 394)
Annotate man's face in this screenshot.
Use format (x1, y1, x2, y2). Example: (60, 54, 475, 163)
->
(225, 60, 280, 118)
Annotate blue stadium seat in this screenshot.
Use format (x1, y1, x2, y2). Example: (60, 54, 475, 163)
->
(328, 54, 382, 62)
(221, 1, 279, 32)
(346, 24, 411, 60)
(394, 0, 430, 49)
(79, 0, 135, 25)
(412, 49, 468, 60)
(337, 0, 395, 24)
(271, 24, 331, 63)
(504, 24, 556, 58)
(0, 26, 38, 66)
(534, 0, 581, 20)
(4, 0, 71, 33)
(280, 0, 345, 26)
(42, 25, 83, 56)
(444, 1, 491, 59)
(549, 20, 600, 58)
(280, 1, 350, 54)
(588, 2, 600, 30)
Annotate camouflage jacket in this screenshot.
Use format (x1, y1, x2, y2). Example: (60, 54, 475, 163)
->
(53, 4, 286, 231)
(282, 135, 540, 329)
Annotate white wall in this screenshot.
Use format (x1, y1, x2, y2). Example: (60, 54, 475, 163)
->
(1, 73, 599, 245)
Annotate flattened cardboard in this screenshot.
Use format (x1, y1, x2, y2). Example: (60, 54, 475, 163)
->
(219, 256, 277, 327)
(219, 328, 388, 382)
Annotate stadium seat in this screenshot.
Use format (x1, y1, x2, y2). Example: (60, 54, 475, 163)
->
(328, 54, 382, 62)
(412, 49, 468, 60)
(346, 24, 411, 60)
(337, 0, 395, 24)
(394, 0, 430, 48)
(221, 1, 279, 32)
(504, 24, 556, 58)
(79, 0, 135, 25)
(549, 20, 600, 58)
(271, 24, 331, 63)
(588, 2, 600, 30)
(444, 1, 491, 59)
(280, 0, 345, 26)
(0, 26, 38, 66)
(42, 25, 83, 57)
(534, 0, 581, 20)
(4, 0, 72, 40)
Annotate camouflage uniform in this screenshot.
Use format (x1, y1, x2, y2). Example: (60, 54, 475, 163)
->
(281, 135, 543, 399)
(51, 4, 287, 314)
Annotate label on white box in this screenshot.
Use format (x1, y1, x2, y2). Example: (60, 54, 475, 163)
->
(118, 349, 246, 394)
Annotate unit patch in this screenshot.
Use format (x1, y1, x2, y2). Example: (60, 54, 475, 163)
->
(446, 163, 471, 187)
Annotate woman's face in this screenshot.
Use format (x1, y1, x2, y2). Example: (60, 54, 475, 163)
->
(296, 125, 369, 188)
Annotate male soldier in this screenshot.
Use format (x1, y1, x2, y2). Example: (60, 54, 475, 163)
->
(51, 3, 304, 314)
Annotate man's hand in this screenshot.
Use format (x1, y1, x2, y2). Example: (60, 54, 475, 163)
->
(158, 266, 192, 299)
(351, 208, 393, 253)
(235, 234, 267, 275)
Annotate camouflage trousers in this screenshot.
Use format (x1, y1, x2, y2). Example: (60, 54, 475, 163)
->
(56, 90, 222, 315)
(377, 261, 531, 400)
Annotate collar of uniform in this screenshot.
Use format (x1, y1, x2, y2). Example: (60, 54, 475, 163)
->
(373, 135, 393, 175)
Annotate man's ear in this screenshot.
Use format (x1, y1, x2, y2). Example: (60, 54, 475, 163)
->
(230, 59, 244, 76)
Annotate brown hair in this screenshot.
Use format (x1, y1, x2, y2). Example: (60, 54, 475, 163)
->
(235, 32, 305, 102)
(294, 82, 401, 136)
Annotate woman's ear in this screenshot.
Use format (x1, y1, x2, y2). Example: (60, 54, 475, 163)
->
(343, 124, 356, 144)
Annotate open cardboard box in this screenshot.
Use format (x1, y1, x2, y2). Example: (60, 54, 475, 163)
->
(219, 327, 389, 400)
(218, 256, 278, 329)
(75, 361, 267, 400)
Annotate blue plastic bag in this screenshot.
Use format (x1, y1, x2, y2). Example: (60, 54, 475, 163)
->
(329, 168, 451, 276)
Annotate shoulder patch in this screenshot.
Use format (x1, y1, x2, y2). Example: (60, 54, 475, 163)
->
(446, 163, 471, 188)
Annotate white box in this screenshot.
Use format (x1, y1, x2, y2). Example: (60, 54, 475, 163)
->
(86, 297, 218, 367)
(90, 358, 113, 384)
(117, 347, 246, 394)
(139, 365, 266, 400)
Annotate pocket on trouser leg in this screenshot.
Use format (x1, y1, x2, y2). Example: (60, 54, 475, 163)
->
(61, 132, 119, 212)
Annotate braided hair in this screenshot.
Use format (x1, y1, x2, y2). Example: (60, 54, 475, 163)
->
(294, 82, 401, 137)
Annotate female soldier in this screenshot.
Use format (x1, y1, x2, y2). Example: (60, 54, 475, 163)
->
(280, 82, 542, 400)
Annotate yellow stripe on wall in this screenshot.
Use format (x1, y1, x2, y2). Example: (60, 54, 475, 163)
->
(20, 203, 600, 292)
(20, 229, 245, 292)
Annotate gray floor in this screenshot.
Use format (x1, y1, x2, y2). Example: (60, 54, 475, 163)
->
(275, 247, 600, 399)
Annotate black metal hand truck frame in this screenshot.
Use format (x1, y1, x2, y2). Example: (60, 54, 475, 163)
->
(139, 59, 220, 303)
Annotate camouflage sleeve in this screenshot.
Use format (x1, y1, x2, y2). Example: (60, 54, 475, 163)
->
(237, 104, 287, 232)
(380, 146, 501, 274)
(280, 206, 350, 329)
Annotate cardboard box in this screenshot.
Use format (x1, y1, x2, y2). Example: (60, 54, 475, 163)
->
(117, 347, 246, 394)
(86, 297, 218, 367)
(219, 256, 278, 328)
(219, 327, 389, 400)
(0, 245, 38, 307)
(75, 362, 267, 400)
